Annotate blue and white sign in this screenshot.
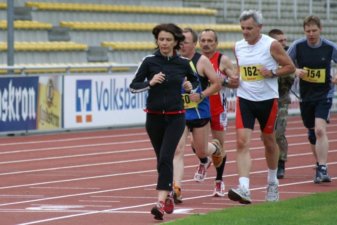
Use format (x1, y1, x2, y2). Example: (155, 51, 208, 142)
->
(64, 74, 147, 128)
(0, 77, 39, 132)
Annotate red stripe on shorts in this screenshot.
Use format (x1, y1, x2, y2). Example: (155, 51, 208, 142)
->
(263, 99, 278, 134)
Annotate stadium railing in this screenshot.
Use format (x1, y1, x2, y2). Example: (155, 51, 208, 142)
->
(59, 21, 241, 32)
(0, 41, 87, 51)
(25, 1, 217, 15)
(0, 62, 135, 75)
(101, 41, 235, 51)
(0, 2, 6, 9)
(0, 20, 52, 30)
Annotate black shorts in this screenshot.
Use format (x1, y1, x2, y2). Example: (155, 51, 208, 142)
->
(300, 98, 332, 128)
(236, 97, 278, 134)
(186, 118, 210, 132)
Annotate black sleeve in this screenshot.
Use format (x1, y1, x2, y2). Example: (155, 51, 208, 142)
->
(129, 59, 151, 93)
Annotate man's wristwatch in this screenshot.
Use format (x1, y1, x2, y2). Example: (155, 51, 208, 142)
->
(199, 92, 205, 100)
(270, 70, 277, 77)
(222, 78, 229, 87)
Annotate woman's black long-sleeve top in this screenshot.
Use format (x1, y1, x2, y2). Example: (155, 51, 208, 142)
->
(129, 50, 199, 112)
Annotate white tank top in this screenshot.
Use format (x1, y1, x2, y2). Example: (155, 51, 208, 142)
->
(235, 34, 279, 101)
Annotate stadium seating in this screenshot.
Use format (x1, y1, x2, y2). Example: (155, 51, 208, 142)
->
(0, 2, 6, 9)
(58, 21, 241, 46)
(0, 0, 229, 64)
(1, 1, 238, 64)
(101, 41, 235, 51)
(59, 21, 240, 32)
(0, 41, 87, 51)
(25, 1, 216, 15)
(24, 1, 217, 24)
(101, 41, 156, 51)
(1, 0, 336, 65)
(0, 41, 88, 64)
(102, 41, 235, 64)
(0, 62, 133, 74)
(0, 20, 52, 29)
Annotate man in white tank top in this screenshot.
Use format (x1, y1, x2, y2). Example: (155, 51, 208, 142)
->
(227, 10, 295, 204)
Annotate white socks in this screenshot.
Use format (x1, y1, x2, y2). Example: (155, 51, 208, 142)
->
(268, 169, 278, 184)
(239, 169, 278, 191)
(239, 177, 250, 190)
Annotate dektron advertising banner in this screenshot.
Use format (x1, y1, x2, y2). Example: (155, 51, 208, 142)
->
(0, 77, 39, 132)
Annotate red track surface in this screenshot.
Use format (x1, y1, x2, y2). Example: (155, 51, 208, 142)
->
(1, 114, 336, 225)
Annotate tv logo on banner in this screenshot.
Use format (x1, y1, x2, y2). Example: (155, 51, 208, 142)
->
(76, 80, 92, 124)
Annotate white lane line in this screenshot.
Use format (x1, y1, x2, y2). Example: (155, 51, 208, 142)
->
(0, 116, 335, 224)
(91, 196, 156, 200)
(30, 187, 100, 190)
(79, 200, 119, 203)
(1, 137, 336, 176)
(0, 131, 147, 147)
(1, 146, 336, 219)
(0, 149, 336, 192)
(0, 209, 95, 213)
(14, 176, 337, 225)
(0, 162, 337, 207)
(0, 208, 195, 215)
(0, 195, 44, 199)
(27, 205, 85, 210)
(173, 208, 194, 214)
(0, 139, 152, 156)
(0, 122, 335, 164)
(0, 182, 156, 207)
(0, 118, 334, 147)
(0, 168, 157, 191)
(16, 202, 162, 225)
(199, 161, 337, 183)
(0, 148, 153, 165)
(1, 123, 336, 155)
(29, 204, 111, 209)
(279, 191, 315, 194)
(0, 152, 154, 176)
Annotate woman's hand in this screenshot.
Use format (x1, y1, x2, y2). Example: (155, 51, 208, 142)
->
(149, 72, 166, 86)
(183, 80, 192, 93)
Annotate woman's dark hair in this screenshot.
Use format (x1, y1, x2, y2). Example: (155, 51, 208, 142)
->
(152, 23, 185, 50)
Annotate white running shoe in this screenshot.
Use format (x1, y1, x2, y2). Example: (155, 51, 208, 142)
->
(228, 186, 252, 204)
(213, 180, 225, 197)
(266, 181, 279, 202)
(193, 157, 212, 182)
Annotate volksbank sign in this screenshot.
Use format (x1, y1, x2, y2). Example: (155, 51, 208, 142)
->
(95, 78, 146, 111)
(0, 77, 38, 132)
(64, 74, 147, 128)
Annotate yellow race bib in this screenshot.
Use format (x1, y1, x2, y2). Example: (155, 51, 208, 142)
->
(240, 65, 264, 81)
(182, 93, 198, 109)
(302, 67, 326, 83)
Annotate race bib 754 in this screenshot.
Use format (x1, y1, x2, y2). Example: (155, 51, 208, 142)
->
(302, 67, 326, 83)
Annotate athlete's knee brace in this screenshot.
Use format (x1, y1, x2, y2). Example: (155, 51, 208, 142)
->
(308, 129, 316, 145)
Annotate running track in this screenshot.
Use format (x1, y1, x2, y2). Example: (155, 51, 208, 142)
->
(0, 114, 336, 225)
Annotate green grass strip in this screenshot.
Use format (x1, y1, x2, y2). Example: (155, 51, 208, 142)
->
(165, 190, 337, 225)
